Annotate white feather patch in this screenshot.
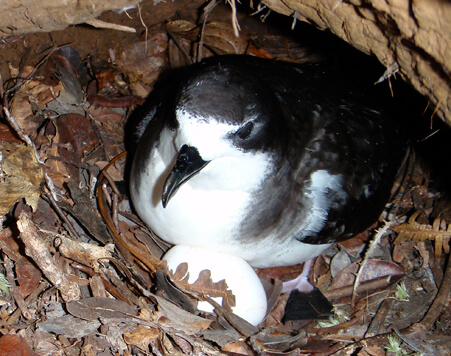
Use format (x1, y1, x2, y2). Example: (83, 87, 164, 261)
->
(302, 170, 343, 236)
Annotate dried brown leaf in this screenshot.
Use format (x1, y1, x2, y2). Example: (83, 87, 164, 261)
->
(116, 32, 168, 85)
(124, 326, 160, 351)
(16, 257, 42, 298)
(166, 20, 197, 34)
(167, 21, 249, 55)
(66, 297, 138, 321)
(39, 130, 71, 190)
(37, 314, 101, 339)
(152, 294, 212, 334)
(0, 334, 39, 356)
(172, 262, 189, 282)
(169, 263, 236, 311)
(222, 341, 255, 355)
(8, 64, 65, 136)
(51, 114, 99, 184)
(88, 106, 125, 123)
(0, 123, 22, 144)
(0, 143, 44, 215)
(168, 37, 192, 68)
(329, 259, 404, 290)
(201, 22, 249, 55)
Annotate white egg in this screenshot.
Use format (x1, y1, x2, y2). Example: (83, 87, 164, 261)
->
(163, 245, 268, 326)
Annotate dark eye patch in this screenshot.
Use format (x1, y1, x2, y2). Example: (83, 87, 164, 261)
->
(236, 121, 254, 140)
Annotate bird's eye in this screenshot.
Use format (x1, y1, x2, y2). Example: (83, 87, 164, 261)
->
(236, 122, 254, 140)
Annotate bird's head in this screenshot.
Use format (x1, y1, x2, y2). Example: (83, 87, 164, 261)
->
(161, 68, 279, 208)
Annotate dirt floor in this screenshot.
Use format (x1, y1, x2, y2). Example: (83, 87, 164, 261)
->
(0, 1, 450, 355)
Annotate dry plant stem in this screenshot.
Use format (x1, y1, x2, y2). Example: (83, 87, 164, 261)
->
(365, 298, 394, 337)
(137, 4, 149, 54)
(310, 309, 365, 336)
(328, 333, 390, 356)
(44, 192, 82, 241)
(207, 297, 257, 337)
(351, 221, 393, 306)
(168, 33, 192, 64)
(97, 152, 165, 272)
(6, 282, 49, 325)
(101, 184, 113, 207)
(198, 0, 219, 61)
(0, 73, 4, 97)
(56, 235, 112, 268)
(101, 267, 143, 305)
(324, 275, 399, 300)
(71, 262, 131, 303)
(4, 255, 32, 320)
(84, 19, 136, 33)
(17, 212, 80, 301)
(98, 274, 131, 304)
(102, 170, 121, 196)
(418, 252, 451, 329)
(90, 274, 107, 298)
(226, 0, 241, 37)
(112, 193, 119, 230)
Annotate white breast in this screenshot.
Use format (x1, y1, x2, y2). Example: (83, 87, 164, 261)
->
(130, 126, 272, 257)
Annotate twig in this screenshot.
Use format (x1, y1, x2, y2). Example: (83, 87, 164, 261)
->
(100, 266, 143, 305)
(418, 251, 451, 329)
(250, 3, 267, 16)
(393, 329, 422, 354)
(6, 281, 49, 325)
(84, 19, 136, 33)
(429, 99, 441, 129)
(351, 221, 394, 306)
(167, 32, 193, 65)
(310, 309, 365, 336)
(97, 151, 166, 272)
(4, 256, 33, 320)
(365, 298, 394, 337)
(260, 8, 272, 22)
(374, 63, 399, 85)
(291, 11, 298, 30)
(324, 275, 400, 300)
(112, 193, 119, 230)
(16, 212, 80, 301)
(101, 170, 122, 197)
(226, 0, 241, 37)
(44, 192, 83, 241)
(207, 297, 258, 337)
(0, 73, 4, 98)
(197, 0, 219, 62)
(417, 129, 440, 142)
(102, 184, 113, 207)
(137, 4, 149, 54)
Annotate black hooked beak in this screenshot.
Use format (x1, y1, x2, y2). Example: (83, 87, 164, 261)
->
(162, 144, 209, 208)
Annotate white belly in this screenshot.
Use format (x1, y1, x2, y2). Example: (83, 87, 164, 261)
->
(132, 157, 250, 248)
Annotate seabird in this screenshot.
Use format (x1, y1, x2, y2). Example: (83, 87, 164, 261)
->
(127, 54, 407, 299)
